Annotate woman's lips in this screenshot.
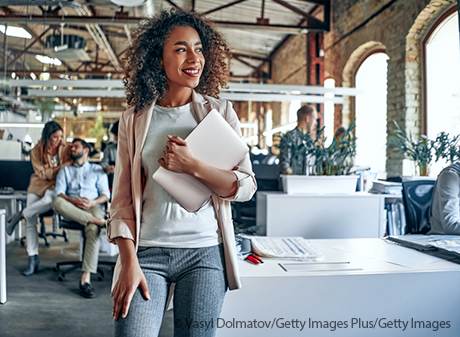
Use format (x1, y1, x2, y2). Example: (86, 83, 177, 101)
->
(183, 68, 200, 77)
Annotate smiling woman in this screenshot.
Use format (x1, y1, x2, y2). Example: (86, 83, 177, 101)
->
(108, 8, 257, 337)
(123, 9, 231, 113)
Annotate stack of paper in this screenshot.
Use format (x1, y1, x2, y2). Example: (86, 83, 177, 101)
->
(249, 236, 322, 259)
(369, 181, 402, 195)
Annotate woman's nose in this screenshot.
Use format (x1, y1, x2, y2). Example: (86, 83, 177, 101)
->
(187, 50, 199, 63)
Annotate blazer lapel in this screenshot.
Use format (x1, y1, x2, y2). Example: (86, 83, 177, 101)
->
(191, 90, 212, 123)
(134, 100, 156, 155)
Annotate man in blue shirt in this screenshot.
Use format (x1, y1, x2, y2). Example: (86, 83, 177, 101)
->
(52, 138, 110, 298)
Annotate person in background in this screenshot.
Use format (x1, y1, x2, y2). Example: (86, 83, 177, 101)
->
(100, 121, 119, 189)
(6, 121, 72, 276)
(278, 105, 318, 175)
(52, 138, 110, 298)
(334, 127, 346, 142)
(108, 9, 256, 336)
(428, 162, 460, 235)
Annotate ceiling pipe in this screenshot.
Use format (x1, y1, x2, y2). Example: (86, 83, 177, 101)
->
(134, 0, 155, 17)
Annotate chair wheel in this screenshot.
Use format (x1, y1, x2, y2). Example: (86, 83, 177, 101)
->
(45, 242, 50, 247)
(64, 238, 69, 242)
(20, 241, 25, 247)
(53, 266, 59, 272)
(97, 275, 104, 281)
(58, 275, 65, 282)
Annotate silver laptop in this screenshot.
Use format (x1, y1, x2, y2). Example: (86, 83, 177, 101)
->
(152, 109, 249, 212)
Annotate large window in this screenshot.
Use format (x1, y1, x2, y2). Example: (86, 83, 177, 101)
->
(355, 52, 389, 178)
(426, 11, 460, 176)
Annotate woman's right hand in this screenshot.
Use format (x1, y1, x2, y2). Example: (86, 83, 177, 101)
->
(111, 239, 150, 320)
(62, 160, 74, 167)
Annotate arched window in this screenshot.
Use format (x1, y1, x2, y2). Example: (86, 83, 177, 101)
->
(355, 52, 389, 178)
(425, 11, 460, 176)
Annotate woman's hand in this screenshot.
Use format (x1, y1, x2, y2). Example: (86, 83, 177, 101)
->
(62, 160, 74, 167)
(158, 135, 197, 174)
(111, 257, 150, 320)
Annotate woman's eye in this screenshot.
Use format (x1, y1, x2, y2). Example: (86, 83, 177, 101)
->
(175, 48, 186, 52)
(196, 48, 203, 53)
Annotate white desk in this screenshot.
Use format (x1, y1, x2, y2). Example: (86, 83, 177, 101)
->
(0, 191, 27, 243)
(257, 192, 399, 238)
(0, 209, 6, 304)
(219, 238, 460, 336)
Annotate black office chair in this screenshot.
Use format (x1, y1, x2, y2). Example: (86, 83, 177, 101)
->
(20, 210, 68, 247)
(53, 218, 115, 282)
(402, 180, 436, 234)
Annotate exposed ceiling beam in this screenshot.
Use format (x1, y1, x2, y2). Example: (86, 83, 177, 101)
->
(232, 53, 270, 62)
(73, 6, 122, 72)
(0, 16, 328, 33)
(7, 27, 51, 68)
(234, 56, 257, 69)
(202, 0, 248, 15)
(84, 0, 97, 17)
(164, 0, 182, 10)
(270, 0, 327, 30)
(0, 7, 11, 15)
(19, 25, 75, 72)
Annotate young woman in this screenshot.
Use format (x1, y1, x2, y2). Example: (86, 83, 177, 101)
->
(108, 9, 256, 337)
(6, 121, 72, 275)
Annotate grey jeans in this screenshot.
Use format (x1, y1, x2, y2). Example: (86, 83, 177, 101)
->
(114, 244, 227, 337)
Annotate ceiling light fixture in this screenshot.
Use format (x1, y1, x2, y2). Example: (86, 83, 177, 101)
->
(0, 25, 32, 39)
(35, 55, 62, 66)
(111, 0, 146, 7)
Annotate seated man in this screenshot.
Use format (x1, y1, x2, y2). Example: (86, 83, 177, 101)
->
(52, 138, 110, 298)
(428, 162, 460, 235)
(278, 104, 317, 175)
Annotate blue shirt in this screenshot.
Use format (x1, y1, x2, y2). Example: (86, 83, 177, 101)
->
(54, 161, 110, 200)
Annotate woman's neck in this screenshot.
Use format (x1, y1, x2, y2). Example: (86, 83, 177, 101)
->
(157, 87, 193, 108)
(47, 143, 59, 156)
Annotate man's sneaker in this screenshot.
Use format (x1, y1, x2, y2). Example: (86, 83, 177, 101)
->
(79, 282, 95, 298)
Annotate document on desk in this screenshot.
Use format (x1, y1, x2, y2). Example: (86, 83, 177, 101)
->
(279, 262, 362, 273)
(331, 239, 443, 268)
(248, 236, 322, 259)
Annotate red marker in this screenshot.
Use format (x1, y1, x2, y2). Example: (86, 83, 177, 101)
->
(246, 255, 259, 264)
(251, 254, 264, 264)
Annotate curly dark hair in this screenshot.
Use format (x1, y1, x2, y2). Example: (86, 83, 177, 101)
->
(123, 9, 232, 112)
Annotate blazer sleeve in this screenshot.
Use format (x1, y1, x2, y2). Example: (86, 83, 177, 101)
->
(219, 100, 257, 203)
(107, 111, 136, 243)
(30, 145, 54, 181)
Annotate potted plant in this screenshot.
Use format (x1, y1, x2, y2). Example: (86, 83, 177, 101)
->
(387, 121, 433, 176)
(432, 132, 460, 164)
(276, 121, 358, 194)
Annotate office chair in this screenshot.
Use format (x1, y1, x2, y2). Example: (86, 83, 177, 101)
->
(20, 210, 68, 247)
(53, 217, 115, 282)
(402, 180, 436, 234)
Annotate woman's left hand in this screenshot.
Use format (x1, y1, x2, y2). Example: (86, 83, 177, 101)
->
(158, 135, 196, 174)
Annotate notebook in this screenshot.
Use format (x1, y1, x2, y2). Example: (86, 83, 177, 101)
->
(152, 109, 249, 212)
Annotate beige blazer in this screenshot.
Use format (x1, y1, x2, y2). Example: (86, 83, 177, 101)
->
(107, 90, 257, 290)
(28, 139, 72, 197)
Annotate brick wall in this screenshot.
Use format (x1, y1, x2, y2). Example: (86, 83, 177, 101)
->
(322, 0, 457, 176)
